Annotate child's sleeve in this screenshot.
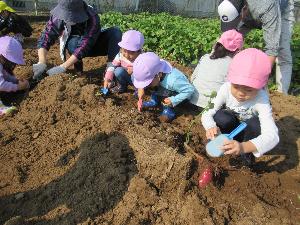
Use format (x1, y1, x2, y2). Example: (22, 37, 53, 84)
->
(249, 97, 279, 157)
(0, 70, 18, 92)
(168, 77, 195, 107)
(112, 53, 121, 67)
(201, 83, 227, 130)
(104, 53, 121, 81)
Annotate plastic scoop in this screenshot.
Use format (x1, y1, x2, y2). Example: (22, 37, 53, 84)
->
(206, 122, 247, 157)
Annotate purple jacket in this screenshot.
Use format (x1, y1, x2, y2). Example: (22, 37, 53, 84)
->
(0, 64, 18, 92)
(37, 12, 101, 60)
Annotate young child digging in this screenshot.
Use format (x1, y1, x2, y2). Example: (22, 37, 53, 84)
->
(101, 30, 144, 95)
(132, 52, 195, 122)
(190, 29, 243, 109)
(0, 36, 29, 115)
(201, 48, 279, 166)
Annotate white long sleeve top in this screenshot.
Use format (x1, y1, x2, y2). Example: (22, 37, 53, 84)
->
(201, 82, 279, 157)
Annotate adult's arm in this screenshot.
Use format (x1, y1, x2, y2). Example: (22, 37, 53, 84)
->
(37, 16, 63, 53)
(72, 14, 101, 61)
(260, 1, 281, 57)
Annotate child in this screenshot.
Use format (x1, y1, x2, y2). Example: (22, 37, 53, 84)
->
(201, 48, 279, 165)
(0, 36, 29, 114)
(101, 30, 144, 95)
(132, 52, 195, 122)
(190, 29, 243, 109)
(0, 1, 33, 42)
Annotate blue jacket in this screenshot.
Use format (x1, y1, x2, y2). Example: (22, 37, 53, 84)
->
(160, 68, 195, 107)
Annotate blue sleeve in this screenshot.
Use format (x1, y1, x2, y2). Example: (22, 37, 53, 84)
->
(169, 76, 195, 107)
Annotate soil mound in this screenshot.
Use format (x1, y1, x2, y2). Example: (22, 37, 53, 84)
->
(0, 23, 299, 225)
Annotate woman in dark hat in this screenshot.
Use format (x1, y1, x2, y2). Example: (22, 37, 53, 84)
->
(33, 0, 122, 79)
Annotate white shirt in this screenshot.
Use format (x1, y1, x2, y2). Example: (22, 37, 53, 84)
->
(201, 82, 279, 157)
(190, 54, 232, 108)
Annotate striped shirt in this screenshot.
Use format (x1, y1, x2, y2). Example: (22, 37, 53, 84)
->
(37, 13, 101, 60)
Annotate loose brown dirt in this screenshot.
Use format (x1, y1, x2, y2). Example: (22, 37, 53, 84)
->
(0, 23, 299, 225)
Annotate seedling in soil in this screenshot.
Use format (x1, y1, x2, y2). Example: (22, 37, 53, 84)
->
(185, 91, 216, 145)
(68, 73, 78, 81)
(183, 91, 216, 189)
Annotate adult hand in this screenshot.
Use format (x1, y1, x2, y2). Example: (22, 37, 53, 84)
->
(46, 65, 66, 76)
(221, 140, 243, 155)
(206, 126, 219, 140)
(18, 79, 29, 90)
(32, 62, 47, 80)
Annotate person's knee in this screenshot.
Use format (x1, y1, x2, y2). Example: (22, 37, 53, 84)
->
(214, 110, 238, 128)
(244, 117, 261, 137)
(114, 67, 127, 79)
(111, 27, 122, 40)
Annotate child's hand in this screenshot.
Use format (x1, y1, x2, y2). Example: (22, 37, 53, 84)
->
(206, 127, 219, 140)
(163, 98, 172, 106)
(127, 67, 133, 75)
(18, 79, 29, 90)
(221, 140, 243, 155)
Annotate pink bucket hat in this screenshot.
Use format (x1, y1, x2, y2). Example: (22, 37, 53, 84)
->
(118, 30, 144, 51)
(132, 52, 172, 88)
(228, 48, 271, 89)
(0, 36, 25, 65)
(218, 29, 243, 51)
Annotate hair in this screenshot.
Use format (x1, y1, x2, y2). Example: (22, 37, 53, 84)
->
(0, 10, 33, 37)
(210, 42, 236, 60)
(0, 54, 16, 74)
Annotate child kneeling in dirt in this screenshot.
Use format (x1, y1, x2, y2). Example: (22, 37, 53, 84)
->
(132, 52, 195, 122)
(0, 36, 29, 115)
(190, 29, 243, 109)
(101, 30, 144, 95)
(201, 48, 279, 166)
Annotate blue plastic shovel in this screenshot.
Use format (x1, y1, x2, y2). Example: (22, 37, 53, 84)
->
(206, 122, 247, 157)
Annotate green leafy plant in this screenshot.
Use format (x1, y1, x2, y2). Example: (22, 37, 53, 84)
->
(185, 91, 217, 145)
(101, 12, 300, 94)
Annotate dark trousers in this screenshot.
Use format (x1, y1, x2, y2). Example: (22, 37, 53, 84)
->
(213, 109, 261, 142)
(114, 67, 133, 91)
(66, 27, 122, 72)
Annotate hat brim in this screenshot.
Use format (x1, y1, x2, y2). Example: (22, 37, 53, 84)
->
(118, 41, 140, 52)
(50, 5, 89, 23)
(5, 54, 25, 65)
(132, 59, 172, 89)
(132, 76, 153, 89)
(221, 16, 241, 32)
(160, 60, 172, 74)
(228, 76, 263, 89)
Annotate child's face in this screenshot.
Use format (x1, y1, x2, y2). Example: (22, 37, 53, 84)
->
(231, 83, 259, 102)
(121, 48, 140, 62)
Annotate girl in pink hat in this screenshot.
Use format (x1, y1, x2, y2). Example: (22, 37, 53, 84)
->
(201, 48, 279, 166)
(190, 29, 243, 109)
(101, 30, 144, 95)
(0, 36, 29, 115)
